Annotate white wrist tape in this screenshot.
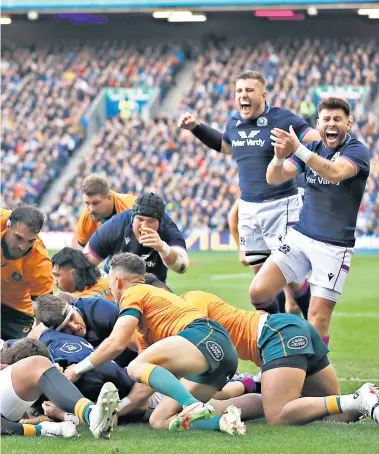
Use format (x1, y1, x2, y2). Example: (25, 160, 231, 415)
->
(73, 356, 94, 375)
(272, 156, 285, 166)
(159, 241, 171, 258)
(118, 397, 132, 411)
(64, 413, 81, 425)
(169, 247, 189, 274)
(294, 144, 312, 163)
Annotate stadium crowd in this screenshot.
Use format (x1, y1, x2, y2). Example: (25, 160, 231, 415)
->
(1, 41, 184, 208)
(37, 38, 379, 235)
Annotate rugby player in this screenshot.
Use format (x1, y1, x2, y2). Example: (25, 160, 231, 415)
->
(1, 205, 53, 340)
(64, 252, 243, 433)
(76, 174, 136, 248)
(52, 247, 113, 301)
(36, 293, 138, 367)
(178, 70, 320, 316)
(84, 193, 188, 282)
(251, 97, 370, 346)
(146, 276, 379, 426)
(0, 338, 119, 438)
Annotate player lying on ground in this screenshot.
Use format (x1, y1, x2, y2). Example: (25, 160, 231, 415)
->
(63, 252, 246, 434)
(0, 338, 119, 438)
(250, 97, 370, 347)
(145, 274, 379, 427)
(35, 292, 138, 367)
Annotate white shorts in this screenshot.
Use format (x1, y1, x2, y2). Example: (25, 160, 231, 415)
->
(238, 194, 302, 253)
(0, 365, 36, 421)
(271, 228, 354, 300)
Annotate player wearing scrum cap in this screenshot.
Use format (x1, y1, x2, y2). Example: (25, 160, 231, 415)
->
(84, 193, 188, 282)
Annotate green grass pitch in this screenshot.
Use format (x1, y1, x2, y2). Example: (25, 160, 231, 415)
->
(3, 252, 378, 454)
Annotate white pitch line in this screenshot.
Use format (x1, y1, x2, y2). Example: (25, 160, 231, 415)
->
(339, 377, 379, 382)
(211, 273, 252, 280)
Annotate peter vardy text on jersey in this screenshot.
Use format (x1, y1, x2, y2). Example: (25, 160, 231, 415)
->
(231, 139, 266, 147)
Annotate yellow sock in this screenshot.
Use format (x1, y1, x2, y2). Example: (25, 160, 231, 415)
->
(140, 364, 158, 387)
(74, 397, 93, 424)
(22, 424, 37, 436)
(325, 396, 342, 415)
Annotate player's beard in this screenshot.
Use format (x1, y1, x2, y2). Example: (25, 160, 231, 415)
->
(323, 129, 347, 148)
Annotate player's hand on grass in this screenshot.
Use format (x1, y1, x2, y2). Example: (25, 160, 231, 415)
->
(64, 364, 81, 383)
(42, 401, 65, 421)
(270, 125, 301, 158)
(139, 227, 164, 252)
(178, 112, 198, 131)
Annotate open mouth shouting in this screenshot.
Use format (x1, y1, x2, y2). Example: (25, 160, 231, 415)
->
(240, 100, 251, 114)
(325, 130, 339, 145)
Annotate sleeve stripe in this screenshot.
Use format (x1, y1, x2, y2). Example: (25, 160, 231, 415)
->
(119, 308, 141, 319)
(87, 244, 103, 262)
(299, 127, 312, 142)
(288, 158, 303, 174)
(340, 156, 359, 175)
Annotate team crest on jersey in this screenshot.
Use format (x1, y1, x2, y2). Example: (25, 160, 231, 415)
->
(206, 341, 224, 361)
(257, 116, 268, 127)
(59, 342, 83, 354)
(11, 272, 22, 281)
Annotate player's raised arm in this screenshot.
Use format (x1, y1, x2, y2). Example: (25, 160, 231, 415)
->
(271, 125, 363, 185)
(177, 112, 232, 155)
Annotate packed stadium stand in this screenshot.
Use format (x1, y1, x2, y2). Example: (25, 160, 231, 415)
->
(1, 22, 378, 236)
(0, 41, 184, 208)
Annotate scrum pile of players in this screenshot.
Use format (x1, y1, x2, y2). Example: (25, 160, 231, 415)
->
(1, 71, 378, 439)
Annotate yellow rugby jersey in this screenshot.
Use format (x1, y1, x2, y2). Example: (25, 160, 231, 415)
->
(119, 284, 204, 350)
(74, 277, 114, 301)
(1, 209, 53, 316)
(181, 290, 264, 366)
(76, 191, 137, 246)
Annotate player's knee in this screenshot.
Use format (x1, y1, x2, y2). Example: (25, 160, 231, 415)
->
(148, 411, 164, 430)
(249, 280, 267, 304)
(126, 359, 144, 382)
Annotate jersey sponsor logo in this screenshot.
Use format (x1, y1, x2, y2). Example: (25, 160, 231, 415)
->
(238, 129, 260, 139)
(257, 116, 268, 127)
(146, 261, 156, 268)
(11, 272, 23, 281)
(328, 273, 335, 281)
(206, 341, 224, 362)
(306, 168, 340, 186)
(287, 336, 308, 350)
(278, 244, 291, 254)
(59, 342, 83, 354)
(231, 138, 265, 147)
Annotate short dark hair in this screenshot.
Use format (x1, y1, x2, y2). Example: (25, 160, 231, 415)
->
(36, 294, 68, 328)
(144, 273, 173, 292)
(81, 174, 110, 197)
(1, 339, 50, 365)
(10, 203, 44, 234)
(109, 252, 146, 276)
(52, 247, 100, 291)
(317, 97, 351, 117)
(235, 71, 265, 87)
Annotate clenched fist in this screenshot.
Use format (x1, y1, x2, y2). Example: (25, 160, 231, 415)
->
(177, 112, 198, 131)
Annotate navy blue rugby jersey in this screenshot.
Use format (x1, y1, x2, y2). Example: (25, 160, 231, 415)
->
(289, 135, 370, 247)
(88, 210, 186, 282)
(223, 104, 311, 202)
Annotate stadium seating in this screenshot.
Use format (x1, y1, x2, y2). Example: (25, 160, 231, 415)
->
(1, 38, 377, 235)
(0, 41, 184, 208)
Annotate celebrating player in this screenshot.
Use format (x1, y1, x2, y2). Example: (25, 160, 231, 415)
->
(52, 247, 113, 301)
(0, 338, 119, 439)
(178, 70, 320, 316)
(250, 97, 370, 347)
(1, 205, 53, 340)
(76, 174, 137, 248)
(65, 252, 243, 433)
(84, 193, 188, 282)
